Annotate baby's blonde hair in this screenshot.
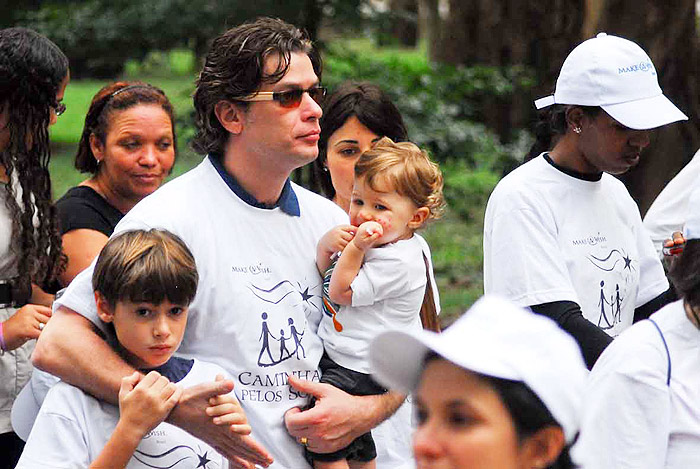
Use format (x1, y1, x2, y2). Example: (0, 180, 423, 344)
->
(355, 137, 445, 227)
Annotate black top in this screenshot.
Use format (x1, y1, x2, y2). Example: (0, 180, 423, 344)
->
(55, 186, 123, 237)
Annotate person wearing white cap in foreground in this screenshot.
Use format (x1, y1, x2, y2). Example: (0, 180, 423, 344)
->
(576, 178, 700, 469)
(369, 295, 588, 469)
(484, 33, 687, 370)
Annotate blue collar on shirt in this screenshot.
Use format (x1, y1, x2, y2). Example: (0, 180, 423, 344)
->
(208, 153, 300, 216)
(143, 356, 194, 383)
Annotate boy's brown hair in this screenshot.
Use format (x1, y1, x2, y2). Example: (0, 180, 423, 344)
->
(92, 229, 198, 307)
(355, 137, 445, 226)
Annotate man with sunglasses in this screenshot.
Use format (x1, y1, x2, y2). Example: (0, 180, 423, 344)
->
(33, 17, 405, 469)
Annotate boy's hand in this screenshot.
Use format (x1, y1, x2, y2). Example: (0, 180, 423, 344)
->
(118, 371, 181, 437)
(317, 225, 357, 273)
(2, 304, 52, 350)
(206, 375, 252, 435)
(318, 225, 356, 258)
(352, 221, 383, 252)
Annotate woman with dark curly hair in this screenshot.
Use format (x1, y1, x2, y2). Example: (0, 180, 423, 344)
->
(0, 27, 68, 467)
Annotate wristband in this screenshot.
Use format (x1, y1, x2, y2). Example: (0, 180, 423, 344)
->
(0, 321, 6, 354)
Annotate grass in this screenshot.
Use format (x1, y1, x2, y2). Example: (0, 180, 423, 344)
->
(47, 47, 484, 326)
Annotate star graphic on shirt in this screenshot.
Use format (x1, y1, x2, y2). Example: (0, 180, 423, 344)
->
(299, 286, 313, 302)
(196, 451, 211, 468)
(623, 254, 632, 270)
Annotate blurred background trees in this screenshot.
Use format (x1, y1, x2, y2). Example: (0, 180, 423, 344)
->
(4, 0, 698, 321)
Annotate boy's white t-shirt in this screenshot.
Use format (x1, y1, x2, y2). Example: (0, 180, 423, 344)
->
(319, 235, 426, 374)
(16, 359, 228, 468)
(52, 156, 408, 468)
(484, 154, 668, 337)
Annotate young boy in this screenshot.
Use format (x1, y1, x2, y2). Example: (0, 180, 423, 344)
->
(310, 138, 445, 469)
(16, 229, 249, 468)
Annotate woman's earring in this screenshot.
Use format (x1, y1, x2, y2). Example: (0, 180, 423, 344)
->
(573, 126, 582, 135)
(323, 165, 329, 172)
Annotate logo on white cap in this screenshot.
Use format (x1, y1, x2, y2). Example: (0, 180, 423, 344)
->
(534, 33, 687, 130)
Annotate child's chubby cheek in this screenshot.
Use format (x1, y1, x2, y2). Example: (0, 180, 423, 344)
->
(377, 219, 391, 231)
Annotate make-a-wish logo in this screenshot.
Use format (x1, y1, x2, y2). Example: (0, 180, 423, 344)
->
(134, 444, 219, 468)
(258, 312, 306, 367)
(618, 61, 656, 75)
(572, 232, 607, 247)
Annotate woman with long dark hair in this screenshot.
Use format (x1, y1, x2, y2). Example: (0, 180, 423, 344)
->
(0, 27, 68, 467)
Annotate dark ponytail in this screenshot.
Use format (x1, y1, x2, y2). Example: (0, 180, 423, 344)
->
(525, 104, 602, 162)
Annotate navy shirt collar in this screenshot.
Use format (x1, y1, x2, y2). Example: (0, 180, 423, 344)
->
(143, 356, 194, 383)
(209, 153, 300, 216)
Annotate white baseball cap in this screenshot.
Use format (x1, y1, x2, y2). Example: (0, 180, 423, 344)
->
(535, 33, 687, 130)
(369, 295, 587, 443)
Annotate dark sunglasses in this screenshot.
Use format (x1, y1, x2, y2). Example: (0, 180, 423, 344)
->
(240, 86, 327, 108)
(52, 101, 67, 117)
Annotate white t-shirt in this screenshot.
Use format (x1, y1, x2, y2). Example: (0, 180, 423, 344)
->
(319, 235, 426, 374)
(643, 149, 700, 258)
(54, 156, 406, 468)
(483, 154, 668, 337)
(16, 359, 228, 468)
(575, 300, 700, 469)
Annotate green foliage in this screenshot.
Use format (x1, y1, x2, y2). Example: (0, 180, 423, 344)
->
(17, 0, 373, 78)
(322, 42, 535, 172)
(442, 164, 500, 222)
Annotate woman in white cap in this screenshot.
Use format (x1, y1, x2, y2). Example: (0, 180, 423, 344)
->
(484, 33, 688, 368)
(369, 295, 588, 469)
(576, 179, 700, 468)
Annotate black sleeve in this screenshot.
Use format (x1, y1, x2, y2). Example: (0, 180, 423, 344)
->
(633, 288, 677, 323)
(529, 301, 613, 370)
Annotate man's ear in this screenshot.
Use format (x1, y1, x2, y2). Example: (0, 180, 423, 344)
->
(214, 100, 245, 135)
(94, 291, 115, 324)
(518, 426, 566, 469)
(408, 206, 430, 230)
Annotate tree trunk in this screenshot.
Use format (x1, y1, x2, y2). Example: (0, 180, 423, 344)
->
(389, 0, 419, 47)
(418, 0, 441, 62)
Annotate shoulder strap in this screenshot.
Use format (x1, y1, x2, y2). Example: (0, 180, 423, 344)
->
(647, 318, 671, 386)
(420, 253, 441, 332)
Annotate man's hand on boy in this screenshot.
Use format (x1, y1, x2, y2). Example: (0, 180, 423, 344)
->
(118, 371, 181, 437)
(168, 379, 273, 468)
(206, 374, 252, 435)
